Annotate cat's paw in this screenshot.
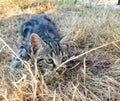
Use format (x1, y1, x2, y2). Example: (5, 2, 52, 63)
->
(10, 58, 24, 71)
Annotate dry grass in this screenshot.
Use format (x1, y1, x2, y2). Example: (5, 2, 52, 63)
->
(0, 1, 120, 101)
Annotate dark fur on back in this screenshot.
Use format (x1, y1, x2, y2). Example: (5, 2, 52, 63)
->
(20, 15, 60, 43)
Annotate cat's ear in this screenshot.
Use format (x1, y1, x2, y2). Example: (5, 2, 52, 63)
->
(30, 33, 46, 54)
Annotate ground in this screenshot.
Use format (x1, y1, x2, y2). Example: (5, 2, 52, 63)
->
(0, 1, 120, 101)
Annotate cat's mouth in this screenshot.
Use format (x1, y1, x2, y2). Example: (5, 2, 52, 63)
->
(43, 65, 67, 76)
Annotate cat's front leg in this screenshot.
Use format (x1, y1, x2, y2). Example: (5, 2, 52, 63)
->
(10, 43, 31, 70)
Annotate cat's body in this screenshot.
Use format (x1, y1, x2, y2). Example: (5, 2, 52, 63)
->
(20, 15, 59, 42)
(11, 15, 70, 75)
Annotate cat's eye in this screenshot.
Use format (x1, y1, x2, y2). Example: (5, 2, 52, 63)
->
(37, 58, 43, 63)
(62, 56, 67, 62)
(46, 58, 53, 64)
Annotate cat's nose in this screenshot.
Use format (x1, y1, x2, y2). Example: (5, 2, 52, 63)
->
(56, 66, 66, 74)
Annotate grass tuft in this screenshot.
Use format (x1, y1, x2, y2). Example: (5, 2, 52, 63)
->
(0, 1, 120, 101)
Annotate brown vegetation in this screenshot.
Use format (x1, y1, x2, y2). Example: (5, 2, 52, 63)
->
(0, 1, 120, 101)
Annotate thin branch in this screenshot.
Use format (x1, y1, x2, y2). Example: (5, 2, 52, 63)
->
(56, 40, 120, 71)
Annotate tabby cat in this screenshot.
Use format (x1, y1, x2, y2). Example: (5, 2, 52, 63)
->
(11, 15, 70, 75)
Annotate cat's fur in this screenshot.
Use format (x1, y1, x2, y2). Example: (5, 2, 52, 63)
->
(11, 15, 70, 75)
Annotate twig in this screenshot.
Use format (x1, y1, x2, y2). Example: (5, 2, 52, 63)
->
(56, 40, 120, 71)
(0, 37, 25, 66)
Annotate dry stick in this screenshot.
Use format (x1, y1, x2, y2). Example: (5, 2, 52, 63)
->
(33, 58, 39, 101)
(83, 58, 86, 85)
(72, 83, 81, 101)
(0, 45, 6, 52)
(79, 82, 101, 101)
(0, 38, 34, 76)
(0, 38, 37, 100)
(56, 40, 120, 71)
(0, 38, 33, 75)
(0, 38, 26, 68)
(53, 90, 56, 101)
(46, 40, 120, 78)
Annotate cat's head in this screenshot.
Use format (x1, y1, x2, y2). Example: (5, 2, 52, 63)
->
(30, 33, 71, 75)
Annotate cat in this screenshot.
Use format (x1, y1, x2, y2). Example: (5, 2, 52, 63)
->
(11, 15, 71, 75)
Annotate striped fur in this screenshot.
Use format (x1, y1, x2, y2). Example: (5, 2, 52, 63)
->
(11, 15, 70, 75)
